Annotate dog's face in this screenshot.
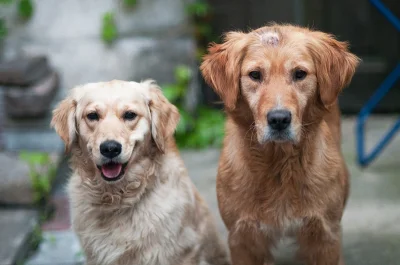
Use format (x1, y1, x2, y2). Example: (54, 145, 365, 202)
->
(201, 25, 360, 144)
(51, 80, 179, 182)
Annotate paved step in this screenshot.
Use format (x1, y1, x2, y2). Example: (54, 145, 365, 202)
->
(0, 209, 38, 265)
(26, 230, 84, 265)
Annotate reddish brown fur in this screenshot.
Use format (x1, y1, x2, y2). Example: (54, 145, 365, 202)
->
(201, 24, 360, 265)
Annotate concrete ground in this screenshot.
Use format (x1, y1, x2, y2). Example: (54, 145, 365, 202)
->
(25, 116, 400, 265)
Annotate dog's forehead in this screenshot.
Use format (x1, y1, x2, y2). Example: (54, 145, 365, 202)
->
(77, 81, 147, 104)
(257, 31, 280, 46)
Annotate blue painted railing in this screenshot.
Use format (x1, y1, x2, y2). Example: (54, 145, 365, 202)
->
(356, 0, 400, 167)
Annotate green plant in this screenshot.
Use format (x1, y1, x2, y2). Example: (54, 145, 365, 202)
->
(101, 12, 118, 44)
(47, 233, 57, 246)
(30, 224, 43, 251)
(19, 151, 56, 205)
(75, 250, 84, 259)
(0, 18, 7, 39)
(0, 0, 13, 4)
(186, 0, 216, 59)
(0, 0, 34, 40)
(17, 0, 33, 20)
(163, 65, 225, 148)
(123, 0, 137, 8)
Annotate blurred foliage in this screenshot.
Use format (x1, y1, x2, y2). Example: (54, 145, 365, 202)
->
(30, 224, 43, 251)
(186, 0, 216, 60)
(163, 65, 225, 148)
(123, 0, 137, 8)
(19, 151, 56, 205)
(18, 0, 33, 19)
(101, 0, 137, 44)
(101, 12, 118, 44)
(17, 152, 56, 262)
(0, 0, 33, 39)
(0, 19, 7, 39)
(0, 0, 13, 4)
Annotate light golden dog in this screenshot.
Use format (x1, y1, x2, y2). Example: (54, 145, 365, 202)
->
(201, 24, 360, 265)
(51, 80, 229, 265)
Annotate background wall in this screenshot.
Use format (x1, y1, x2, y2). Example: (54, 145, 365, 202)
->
(2, 0, 195, 96)
(206, 0, 400, 113)
(0, 0, 198, 151)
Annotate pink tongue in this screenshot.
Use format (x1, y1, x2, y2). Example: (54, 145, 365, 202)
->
(101, 163, 122, 179)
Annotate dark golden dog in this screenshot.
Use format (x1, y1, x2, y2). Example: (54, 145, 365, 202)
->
(201, 24, 360, 265)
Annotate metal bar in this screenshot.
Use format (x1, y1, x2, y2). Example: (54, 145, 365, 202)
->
(369, 0, 400, 31)
(356, 0, 400, 166)
(357, 118, 400, 166)
(356, 63, 400, 166)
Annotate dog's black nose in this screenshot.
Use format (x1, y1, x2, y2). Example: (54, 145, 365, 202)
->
(100, 140, 122, 158)
(267, 110, 292, 131)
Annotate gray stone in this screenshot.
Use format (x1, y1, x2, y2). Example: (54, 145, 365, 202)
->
(2, 129, 64, 152)
(26, 230, 84, 265)
(8, 37, 195, 94)
(0, 152, 33, 205)
(3, 0, 188, 41)
(0, 152, 60, 204)
(0, 56, 50, 86)
(2, 93, 64, 152)
(0, 88, 5, 150)
(1, 0, 197, 110)
(0, 209, 38, 265)
(5, 71, 59, 118)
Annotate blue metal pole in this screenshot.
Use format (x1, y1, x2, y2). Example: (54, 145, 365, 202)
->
(356, 0, 400, 166)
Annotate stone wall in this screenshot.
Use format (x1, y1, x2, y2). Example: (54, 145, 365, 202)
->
(0, 0, 197, 151)
(2, 0, 196, 97)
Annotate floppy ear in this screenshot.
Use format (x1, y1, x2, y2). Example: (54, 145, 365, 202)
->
(145, 80, 180, 153)
(200, 31, 249, 110)
(51, 97, 77, 153)
(307, 31, 360, 107)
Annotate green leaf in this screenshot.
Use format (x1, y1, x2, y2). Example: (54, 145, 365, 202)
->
(0, 18, 7, 39)
(101, 12, 118, 44)
(196, 24, 213, 39)
(186, 1, 210, 17)
(0, 0, 13, 5)
(123, 0, 137, 8)
(19, 151, 50, 166)
(39, 176, 50, 193)
(18, 0, 34, 20)
(176, 106, 225, 149)
(75, 250, 84, 259)
(176, 109, 194, 135)
(174, 65, 192, 85)
(47, 166, 57, 182)
(162, 85, 182, 103)
(47, 234, 57, 246)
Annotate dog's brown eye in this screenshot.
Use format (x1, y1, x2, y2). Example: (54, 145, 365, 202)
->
(123, 111, 137, 121)
(294, 69, 307, 81)
(87, 112, 99, 121)
(249, 71, 261, 81)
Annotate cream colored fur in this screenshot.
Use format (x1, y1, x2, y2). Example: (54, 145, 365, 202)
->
(52, 80, 229, 265)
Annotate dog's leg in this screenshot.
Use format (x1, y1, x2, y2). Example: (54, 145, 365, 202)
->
(228, 231, 274, 265)
(296, 217, 343, 265)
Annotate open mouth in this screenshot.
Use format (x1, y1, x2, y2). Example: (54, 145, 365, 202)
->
(97, 162, 128, 182)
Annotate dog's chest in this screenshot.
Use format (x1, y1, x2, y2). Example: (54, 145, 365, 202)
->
(73, 185, 197, 265)
(240, 217, 303, 261)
